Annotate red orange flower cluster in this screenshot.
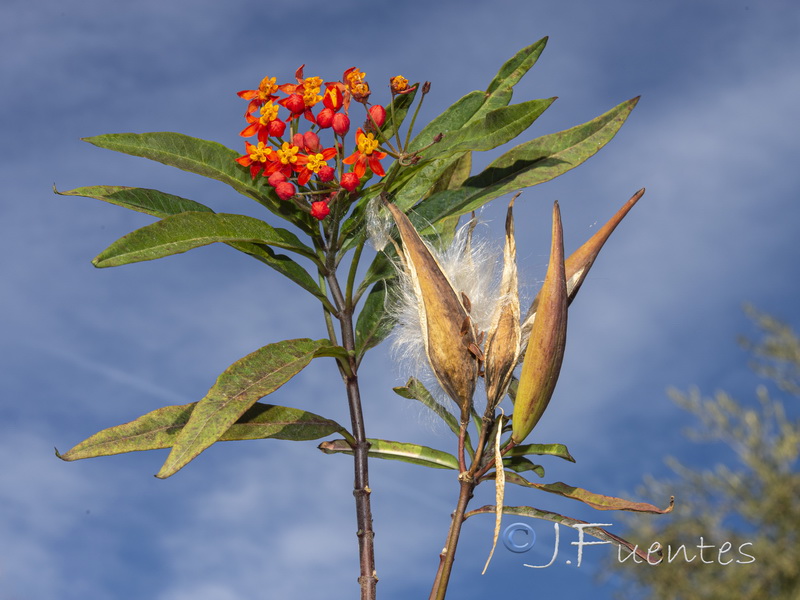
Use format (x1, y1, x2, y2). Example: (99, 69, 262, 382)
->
(235, 65, 394, 220)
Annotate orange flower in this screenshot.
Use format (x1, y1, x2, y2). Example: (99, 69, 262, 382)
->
(390, 75, 417, 95)
(390, 75, 408, 93)
(343, 67, 370, 103)
(238, 76, 279, 113)
(278, 65, 324, 123)
(263, 141, 307, 179)
(342, 128, 386, 178)
(235, 141, 274, 178)
(296, 147, 337, 185)
(240, 101, 286, 141)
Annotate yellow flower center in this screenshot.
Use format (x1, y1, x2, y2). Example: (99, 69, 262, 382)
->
(391, 75, 409, 92)
(304, 76, 323, 91)
(258, 102, 279, 124)
(307, 153, 328, 173)
(249, 142, 272, 163)
(357, 132, 379, 156)
(257, 76, 278, 100)
(301, 76, 323, 107)
(277, 142, 300, 165)
(347, 69, 366, 87)
(303, 90, 322, 107)
(351, 82, 370, 97)
(346, 69, 371, 97)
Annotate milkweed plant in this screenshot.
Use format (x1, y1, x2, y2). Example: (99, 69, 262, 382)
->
(56, 37, 674, 600)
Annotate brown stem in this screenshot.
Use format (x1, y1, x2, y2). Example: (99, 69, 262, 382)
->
(325, 268, 377, 600)
(429, 410, 498, 599)
(457, 419, 468, 473)
(474, 439, 516, 482)
(345, 371, 377, 600)
(428, 479, 475, 600)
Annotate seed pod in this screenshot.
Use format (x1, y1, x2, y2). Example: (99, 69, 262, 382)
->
(512, 202, 567, 444)
(521, 189, 644, 341)
(384, 201, 479, 420)
(484, 199, 521, 408)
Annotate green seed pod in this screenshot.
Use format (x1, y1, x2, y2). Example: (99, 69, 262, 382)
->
(512, 202, 567, 444)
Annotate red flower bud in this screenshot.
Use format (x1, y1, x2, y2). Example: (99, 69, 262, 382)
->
(275, 181, 296, 200)
(332, 113, 351, 136)
(310, 200, 330, 220)
(282, 93, 305, 115)
(323, 86, 344, 111)
(267, 172, 287, 187)
(368, 105, 386, 128)
(316, 107, 335, 129)
(340, 171, 360, 192)
(303, 131, 321, 153)
(292, 133, 305, 149)
(317, 165, 335, 182)
(267, 119, 286, 138)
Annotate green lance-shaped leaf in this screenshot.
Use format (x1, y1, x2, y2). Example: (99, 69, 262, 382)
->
(424, 152, 473, 248)
(342, 40, 550, 247)
(57, 402, 349, 461)
(92, 212, 318, 268)
(502, 471, 675, 514)
(156, 338, 332, 478)
(409, 91, 486, 154)
(355, 251, 396, 298)
(413, 97, 639, 226)
(57, 185, 332, 310)
(484, 37, 549, 99)
(319, 438, 459, 470)
(374, 38, 548, 231)
(409, 37, 548, 153)
(339, 149, 470, 253)
(392, 378, 475, 458)
(501, 457, 545, 477)
(393, 377, 460, 437)
(55, 185, 215, 218)
(354, 279, 396, 361)
(82, 132, 284, 211)
(234, 243, 335, 312)
(387, 97, 552, 218)
(388, 154, 468, 215)
(512, 202, 567, 444)
(465, 504, 662, 564)
(506, 442, 575, 463)
(521, 188, 645, 338)
(384, 201, 479, 421)
(421, 98, 555, 162)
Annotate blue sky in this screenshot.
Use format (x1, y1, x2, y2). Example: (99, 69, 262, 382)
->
(2, 1, 799, 598)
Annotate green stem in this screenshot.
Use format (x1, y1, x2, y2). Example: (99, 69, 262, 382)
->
(404, 82, 428, 149)
(345, 240, 365, 311)
(317, 272, 339, 346)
